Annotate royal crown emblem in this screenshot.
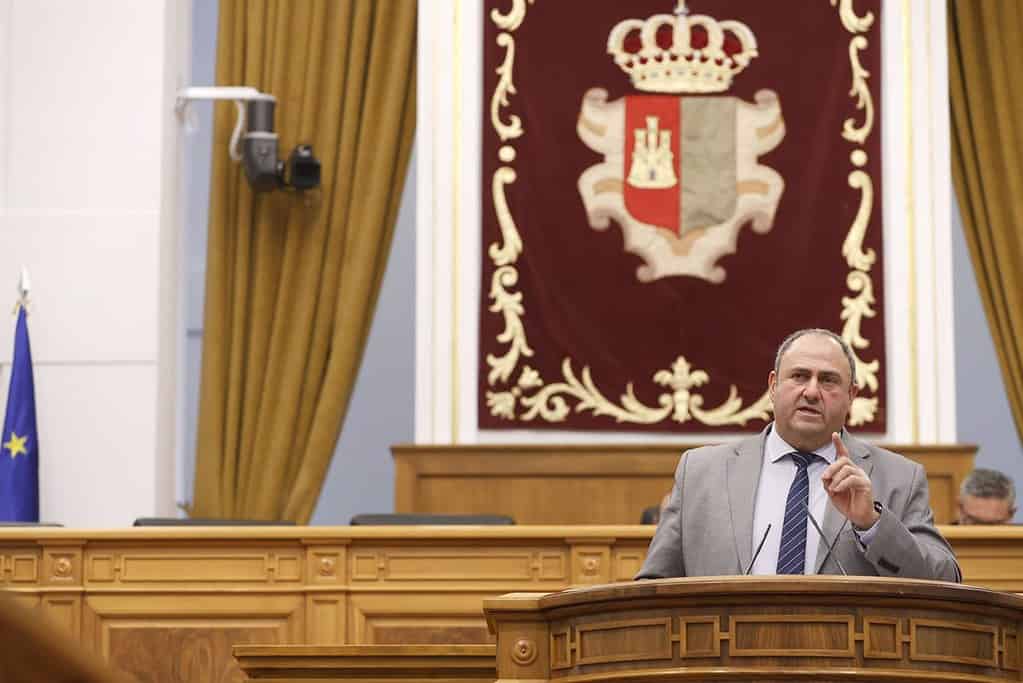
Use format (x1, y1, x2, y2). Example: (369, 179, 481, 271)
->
(577, 1, 785, 284)
(608, 0, 759, 94)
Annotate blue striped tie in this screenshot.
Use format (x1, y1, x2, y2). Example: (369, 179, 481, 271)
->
(776, 451, 818, 575)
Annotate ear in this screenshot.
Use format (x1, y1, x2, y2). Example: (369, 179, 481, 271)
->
(849, 380, 859, 401)
(768, 370, 777, 401)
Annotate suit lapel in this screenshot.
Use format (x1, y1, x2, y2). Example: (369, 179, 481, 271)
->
(815, 431, 874, 571)
(727, 429, 768, 573)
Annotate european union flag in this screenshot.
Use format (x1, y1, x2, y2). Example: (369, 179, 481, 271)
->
(0, 306, 38, 521)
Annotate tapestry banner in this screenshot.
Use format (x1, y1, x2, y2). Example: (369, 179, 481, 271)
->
(480, 0, 885, 433)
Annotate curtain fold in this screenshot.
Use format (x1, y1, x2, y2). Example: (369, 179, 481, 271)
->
(948, 0, 1023, 443)
(192, 0, 416, 522)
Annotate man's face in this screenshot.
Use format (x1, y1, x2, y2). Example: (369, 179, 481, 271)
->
(958, 495, 1015, 525)
(768, 334, 857, 452)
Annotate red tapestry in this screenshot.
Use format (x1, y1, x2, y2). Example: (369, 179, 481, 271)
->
(479, 0, 885, 433)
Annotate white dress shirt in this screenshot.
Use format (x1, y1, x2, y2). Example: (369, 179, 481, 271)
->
(750, 426, 879, 574)
(750, 426, 836, 575)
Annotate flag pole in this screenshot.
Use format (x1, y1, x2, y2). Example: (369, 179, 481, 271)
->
(15, 267, 30, 314)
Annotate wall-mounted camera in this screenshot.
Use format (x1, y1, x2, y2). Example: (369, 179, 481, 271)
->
(176, 86, 321, 193)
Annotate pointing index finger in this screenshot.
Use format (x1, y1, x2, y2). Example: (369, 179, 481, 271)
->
(832, 431, 850, 460)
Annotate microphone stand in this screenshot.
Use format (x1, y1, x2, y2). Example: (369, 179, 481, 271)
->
(800, 498, 849, 576)
(743, 523, 772, 575)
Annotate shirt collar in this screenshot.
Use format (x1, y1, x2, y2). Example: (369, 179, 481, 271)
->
(765, 422, 838, 465)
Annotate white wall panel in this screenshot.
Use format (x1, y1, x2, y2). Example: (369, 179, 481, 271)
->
(0, 0, 11, 209)
(0, 212, 159, 363)
(0, 0, 181, 526)
(0, 362, 157, 527)
(7, 0, 164, 212)
(35, 363, 157, 527)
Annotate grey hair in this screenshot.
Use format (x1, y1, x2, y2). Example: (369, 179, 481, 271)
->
(774, 328, 858, 387)
(961, 468, 1016, 507)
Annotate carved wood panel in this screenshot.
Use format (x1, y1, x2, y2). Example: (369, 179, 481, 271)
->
(349, 593, 495, 645)
(84, 594, 302, 682)
(350, 546, 568, 584)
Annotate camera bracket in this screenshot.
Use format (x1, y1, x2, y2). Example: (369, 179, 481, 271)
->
(175, 86, 320, 192)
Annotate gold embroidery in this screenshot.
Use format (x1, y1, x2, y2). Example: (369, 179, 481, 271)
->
(627, 117, 678, 190)
(490, 168, 523, 267)
(517, 356, 771, 427)
(483, 1, 881, 428)
(490, 0, 533, 32)
(485, 265, 532, 385)
(830, 0, 876, 34)
(607, 1, 759, 95)
(836, 2, 881, 426)
(843, 169, 876, 271)
(490, 34, 524, 143)
(842, 36, 875, 144)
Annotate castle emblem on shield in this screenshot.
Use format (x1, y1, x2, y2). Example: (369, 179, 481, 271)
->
(577, 1, 786, 284)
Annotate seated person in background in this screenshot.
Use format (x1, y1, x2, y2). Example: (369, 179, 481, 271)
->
(640, 492, 671, 524)
(638, 328, 960, 581)
(957, 468, 1016, 525)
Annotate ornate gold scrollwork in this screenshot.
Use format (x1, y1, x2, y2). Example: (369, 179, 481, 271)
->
(491, 34, 524, 142)
(519, 358, 672, 424)
(835, 1, 881, 426)
(843, 170, 876, 271)
(842, 36, 875, 144)
(491, 0, 533, 32)
(490, 168, 523, 267)
(517, 356, 770, 427)
(830, 0, 876, 34)
(842, 271, 880, 392)
(485, 265, 532, 385)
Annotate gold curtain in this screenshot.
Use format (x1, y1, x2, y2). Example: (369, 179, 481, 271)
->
(948, 1, 1023, 442)
(191, 0, 416, 522)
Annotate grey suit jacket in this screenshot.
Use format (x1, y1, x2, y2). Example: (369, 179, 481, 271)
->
(637, 427, 960, 581)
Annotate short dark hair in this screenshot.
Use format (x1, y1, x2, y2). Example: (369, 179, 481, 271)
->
(961, 468, 1016, 507)
(774, 328, 858, 387)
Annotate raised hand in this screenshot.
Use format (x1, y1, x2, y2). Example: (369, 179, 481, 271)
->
(821, 432, 879, 530)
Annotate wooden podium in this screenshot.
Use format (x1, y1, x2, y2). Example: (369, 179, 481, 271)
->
(484, 576, 1023, 681)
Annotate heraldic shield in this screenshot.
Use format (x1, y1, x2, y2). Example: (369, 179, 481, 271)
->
(578, 90, 785, 284)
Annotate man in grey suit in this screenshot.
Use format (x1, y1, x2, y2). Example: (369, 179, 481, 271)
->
(638, 328, 960, 581)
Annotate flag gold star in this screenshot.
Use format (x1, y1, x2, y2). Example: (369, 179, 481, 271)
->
(3, 432, 27, 458)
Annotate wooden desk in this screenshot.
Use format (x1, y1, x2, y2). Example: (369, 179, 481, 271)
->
(0, 525, 1016, 682)
(393, 443, 976, 524)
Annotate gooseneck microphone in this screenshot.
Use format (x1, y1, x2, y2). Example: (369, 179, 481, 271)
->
(814, 517, 849, 575)
(800, 498, 849, 576)
(744, 523, 772, 575)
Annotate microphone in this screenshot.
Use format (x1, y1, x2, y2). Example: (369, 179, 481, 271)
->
(814, 517, 849, 575)
(800, 498, 849, 576)
(744, 523, 772, 575)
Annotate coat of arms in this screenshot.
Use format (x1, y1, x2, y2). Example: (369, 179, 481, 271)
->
(577, 1, 786, 283)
